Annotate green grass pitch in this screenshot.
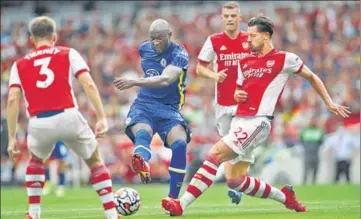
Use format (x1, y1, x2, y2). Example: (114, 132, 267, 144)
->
(1, 184, 360, 219)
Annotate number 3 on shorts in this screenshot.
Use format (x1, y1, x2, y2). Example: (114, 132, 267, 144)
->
(34, 57, 54, 88)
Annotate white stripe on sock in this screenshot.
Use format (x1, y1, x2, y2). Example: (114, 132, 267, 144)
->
(26, 175, 45, 182)
(134, 145, 152, 154)
(100, 193, 114, 204)
(255, 180, 267, 197)
(93, 180, 112, 191)
(197, 168, 215, 180)
(27, 188, 42, 196)
(203, 161, 218, 171)
(243, 177, 255, 194)
(168, 167, 186, 173)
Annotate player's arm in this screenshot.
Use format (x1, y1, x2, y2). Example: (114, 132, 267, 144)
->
(234, 62, 248, 103)
(196, 63, 227, 83)
(298, 65, 351, 117)
(196, 36, 227, 83)
(7, 63, 22, 161)
(70, 48, 107, 138)
(77, 73, 106, 120)
(114, 48, 189, 90)
(136, 65, 183, 88)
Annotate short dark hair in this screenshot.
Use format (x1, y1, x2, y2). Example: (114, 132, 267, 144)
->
(28, 16, 56, 39)
(248, 15, 274, 37)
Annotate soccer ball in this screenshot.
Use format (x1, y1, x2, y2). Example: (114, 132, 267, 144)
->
(114, 187, 141, 216)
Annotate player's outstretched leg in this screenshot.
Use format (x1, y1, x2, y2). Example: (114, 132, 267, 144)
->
(84, 148, 119, 219)
(162, 140, 234, 216)
(25, 155, 45, 219)
(227, 177, 307, 212)
(130, 124, 153, 184)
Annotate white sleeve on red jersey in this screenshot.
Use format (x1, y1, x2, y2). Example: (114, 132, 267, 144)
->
(197, 36, 215, 64)
(236, 62, 245, 86)
(8, 62, 22, 89)
(69, 48, 90, 78)
(284, 52, 304, 74)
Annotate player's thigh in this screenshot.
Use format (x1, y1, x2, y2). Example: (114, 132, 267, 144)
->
(222, 117, 271, 156)
(157, 116, 191, 147)
(63, 110, 97, 160)
(27, 117, 59, 160)
(125, 104, 154, 142)
(224, 161, 250, 180)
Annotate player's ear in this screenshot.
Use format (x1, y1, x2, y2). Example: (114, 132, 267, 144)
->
(29, 36, 36, 48)
(53, 33, 58, 44)
(169, 31, 172, 38)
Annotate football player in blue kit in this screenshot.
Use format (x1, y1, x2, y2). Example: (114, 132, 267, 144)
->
(114, 19, 191, 201)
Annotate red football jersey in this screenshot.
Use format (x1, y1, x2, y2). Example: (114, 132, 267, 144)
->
(198, 32, 251, 106)
(8, 45, 89, 117)
(236, 49, 304, 116)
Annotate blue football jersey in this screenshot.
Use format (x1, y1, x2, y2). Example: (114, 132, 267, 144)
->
(137, 41, 189, 110)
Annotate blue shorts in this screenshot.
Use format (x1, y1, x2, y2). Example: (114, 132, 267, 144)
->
(125, 100, 192, 147)
(50, 141, 68, 160)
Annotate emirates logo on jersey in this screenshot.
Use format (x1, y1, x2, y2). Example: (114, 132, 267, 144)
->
(266, 60, 275, 67)
(242, 42, 249, 50)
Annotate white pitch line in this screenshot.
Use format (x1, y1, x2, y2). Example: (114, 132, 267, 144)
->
(21, 205, 361, 219)
(1, 201, 359, 217)
(1, 200, 359, 215)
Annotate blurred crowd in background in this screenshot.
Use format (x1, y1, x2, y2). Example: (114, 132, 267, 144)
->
(1, 1, 360, 186)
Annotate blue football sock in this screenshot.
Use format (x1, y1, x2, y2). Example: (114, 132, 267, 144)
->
(168, 140, 187, 199)
(45, 168, 50, 181)
(59, 171, 65, 186)
(133, 130, 152, 162)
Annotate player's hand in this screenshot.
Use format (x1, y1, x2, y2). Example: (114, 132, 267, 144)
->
(234, 90, 248, 103)
(113, 77, 137, 91)
(95, 118, 108, 138)
(7, 138, 20, 162)
(326, 102, 351, 118)
(214, 68, 228, 83)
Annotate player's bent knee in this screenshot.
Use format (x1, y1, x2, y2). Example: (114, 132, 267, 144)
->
(226, 176, 247, 190)
(131, 123, 153, 136)
(208, 140, 237, 163)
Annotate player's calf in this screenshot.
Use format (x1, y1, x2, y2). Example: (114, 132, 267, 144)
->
(132, 126, 153, 162)
(168, 140, 187, 199)
(26, 156, 45, 219)
(85, 149, 118, 219)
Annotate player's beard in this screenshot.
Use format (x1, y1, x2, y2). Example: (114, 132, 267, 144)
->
(251, 42, 262, 52)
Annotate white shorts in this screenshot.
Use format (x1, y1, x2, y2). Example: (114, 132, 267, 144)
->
(27, 108, 97, 160)
(222, 116, 271, 164)
(214, 103, 237, 137)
